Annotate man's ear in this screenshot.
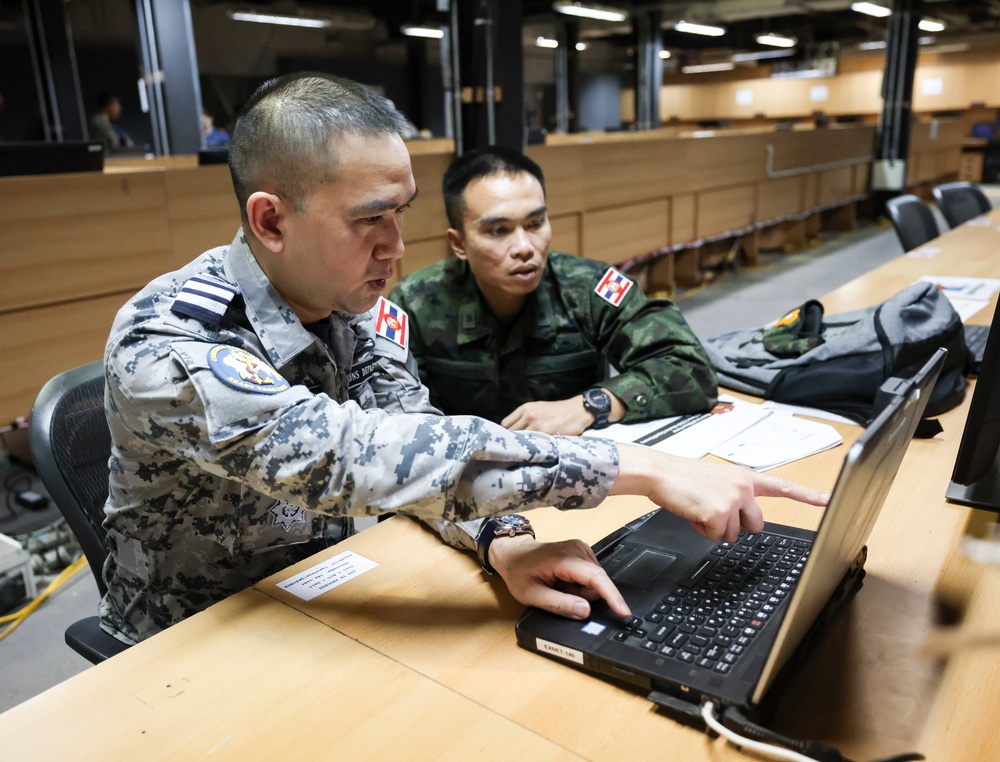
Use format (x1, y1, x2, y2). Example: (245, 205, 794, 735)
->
(246, 191, 286, 253)
(446, 228, 467, 260)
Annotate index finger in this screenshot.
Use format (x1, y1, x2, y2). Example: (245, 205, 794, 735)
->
(752, 473, 830, 506)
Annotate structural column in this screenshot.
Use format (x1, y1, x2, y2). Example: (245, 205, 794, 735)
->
(452, 0, 524, 152)
(134, 0, 202, 155)
(872, 0, 923, 191)
(633, 8, 663, 132)
(23, 0, 87, 142)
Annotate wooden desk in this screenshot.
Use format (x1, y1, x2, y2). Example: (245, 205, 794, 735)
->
(0, 589, 582, 760)
(3, 211, 1000, 760)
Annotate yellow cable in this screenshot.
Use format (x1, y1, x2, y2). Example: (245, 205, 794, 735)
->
(0, 556, 88, 641)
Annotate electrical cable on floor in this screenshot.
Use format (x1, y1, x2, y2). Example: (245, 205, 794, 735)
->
(0, 555, 87, 642)
(701, 701, 821, 762)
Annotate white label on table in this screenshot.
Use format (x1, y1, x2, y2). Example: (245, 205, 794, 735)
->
(537, 638, 584, 665)
(277, 550, 379, 601)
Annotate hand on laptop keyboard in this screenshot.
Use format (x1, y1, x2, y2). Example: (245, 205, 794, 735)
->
(489, 535, 632, 621)
(611, 444, 831, 544)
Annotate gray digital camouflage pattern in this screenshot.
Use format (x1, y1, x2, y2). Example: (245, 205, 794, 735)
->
(389, 252, 718, 423)
(100, 231, 619, 643)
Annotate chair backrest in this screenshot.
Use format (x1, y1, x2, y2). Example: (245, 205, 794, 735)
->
(885, 194, 940, 253)
(29, 361, 111, 596)
(932, 182, 992, 229)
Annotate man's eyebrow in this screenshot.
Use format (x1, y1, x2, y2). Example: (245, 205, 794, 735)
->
(352, 187, 419, 216)
(478, 205, 547, 226)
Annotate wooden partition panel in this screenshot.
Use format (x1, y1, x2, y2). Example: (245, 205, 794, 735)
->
(1, 172, 173, 313)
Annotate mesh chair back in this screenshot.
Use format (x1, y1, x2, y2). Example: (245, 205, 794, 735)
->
(29, 361, 111, 596)
(886, 194, 940, 253)
(932, 182, 992, 229)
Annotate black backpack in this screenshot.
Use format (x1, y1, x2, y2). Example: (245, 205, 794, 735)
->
(703, 282, 970, 426)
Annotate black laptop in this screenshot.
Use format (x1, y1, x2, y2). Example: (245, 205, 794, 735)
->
(516, 349, 946, 720)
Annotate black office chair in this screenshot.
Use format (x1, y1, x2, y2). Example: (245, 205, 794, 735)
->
(29, 360, 130, 663)
(932, 182, 992, 229)
(885, 194, 941, 253)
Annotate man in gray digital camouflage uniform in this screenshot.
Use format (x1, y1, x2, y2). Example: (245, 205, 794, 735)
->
(390, 146, 716, 436)
(100, 72, 827, 645)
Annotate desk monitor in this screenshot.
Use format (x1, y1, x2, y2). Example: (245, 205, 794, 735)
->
(947, 300, 1000, 511)
(0, 140, 104, 177)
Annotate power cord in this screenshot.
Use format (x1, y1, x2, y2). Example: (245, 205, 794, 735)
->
(0, 554, 88, 642)
(702, 701, 818, 762)
(701, 701, 925, 762)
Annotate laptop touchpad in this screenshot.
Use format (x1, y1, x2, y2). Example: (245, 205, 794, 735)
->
(613, 549, 678, 587)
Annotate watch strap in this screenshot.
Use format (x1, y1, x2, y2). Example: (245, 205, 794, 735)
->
(475, 516, 534, 575)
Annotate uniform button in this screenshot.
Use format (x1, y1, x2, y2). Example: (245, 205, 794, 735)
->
(562, 495, 584, 509)
(635, 394, 649, 407)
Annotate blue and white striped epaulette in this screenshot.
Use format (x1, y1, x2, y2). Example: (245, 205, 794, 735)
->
(169, 275, 241, 328)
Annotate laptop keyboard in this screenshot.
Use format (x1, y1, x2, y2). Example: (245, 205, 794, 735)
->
(965, 324, 990, 370)
(610, 531, 811, 674)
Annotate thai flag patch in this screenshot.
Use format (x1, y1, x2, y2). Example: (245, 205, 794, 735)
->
(594, 267, 634, 307)
(374, 296, 409, 349)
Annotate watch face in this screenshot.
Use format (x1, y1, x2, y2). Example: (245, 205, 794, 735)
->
(584, 388, 611, 411)
(498, 514, 530, 530)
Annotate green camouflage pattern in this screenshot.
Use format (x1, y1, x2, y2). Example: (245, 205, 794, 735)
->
(390, 252, 718, 424)
(99, 232, 619, 643)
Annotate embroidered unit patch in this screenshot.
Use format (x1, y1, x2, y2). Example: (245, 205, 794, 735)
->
(595, 267, 634, 307)
(374, 296, 409, 348)
(208, 345, 290, 394)
(268, 502, 307, 532)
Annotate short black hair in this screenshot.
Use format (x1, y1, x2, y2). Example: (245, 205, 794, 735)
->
(442, 146, 546, 230)
(229, 72, 414, 227)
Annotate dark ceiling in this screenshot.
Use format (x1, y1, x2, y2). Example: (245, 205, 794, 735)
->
(183, 1, 1000, 60)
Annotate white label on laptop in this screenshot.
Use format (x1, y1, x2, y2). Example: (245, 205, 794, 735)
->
(277, 550, 378, 601)
(536, 638, 585, 665)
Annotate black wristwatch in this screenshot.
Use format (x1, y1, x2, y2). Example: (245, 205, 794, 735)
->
(582, 387, 612, 429)
(475, 514, 535, 575)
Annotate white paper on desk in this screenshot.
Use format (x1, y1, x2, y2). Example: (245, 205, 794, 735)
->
(277, 550, 378, 601)
(915, 275, 1000, 302)
(586, 395, 769, 460)
(710, 412, 842, 471)
(760, 400, 860, 427)
(947, 297, 993, 322)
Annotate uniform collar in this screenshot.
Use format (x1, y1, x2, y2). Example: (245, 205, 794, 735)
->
(224, 229, 361, 368)
(452, 257, 557, 345)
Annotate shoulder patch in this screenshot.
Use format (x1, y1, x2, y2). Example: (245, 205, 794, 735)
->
(208, 345, 290, 394)
(374, 296, 409, 349)
(594, 267, 634, 307)
(170, 275, 240, 327)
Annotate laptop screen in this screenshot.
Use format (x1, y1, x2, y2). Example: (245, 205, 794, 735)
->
(751, 348, 945, 703)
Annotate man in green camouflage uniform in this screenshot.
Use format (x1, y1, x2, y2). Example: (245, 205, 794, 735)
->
(100, 74, 827, 644)
(390, 146, 716, 436)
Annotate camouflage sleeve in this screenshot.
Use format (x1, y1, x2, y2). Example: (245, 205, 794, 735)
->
(108, 337, 619, 526)
(580, 264, 718, 422)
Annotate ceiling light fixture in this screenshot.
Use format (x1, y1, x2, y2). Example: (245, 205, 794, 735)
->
(401, 25, 445, 39)
(732, 49, 796, 62)
(857, 40, 887, 50)
(851, 3, 892, 18)
(755, 32, 797, 48)
(681, 62, 735, 73)
(674, 20, 726, 37)
(576, 42, 587, 51)
(228, 10, 331, 28)
(658, 49, 671, 59)
(536, 36, 559, 48)
(918, 18, 946, 33)
(552, 2, 628, 23)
